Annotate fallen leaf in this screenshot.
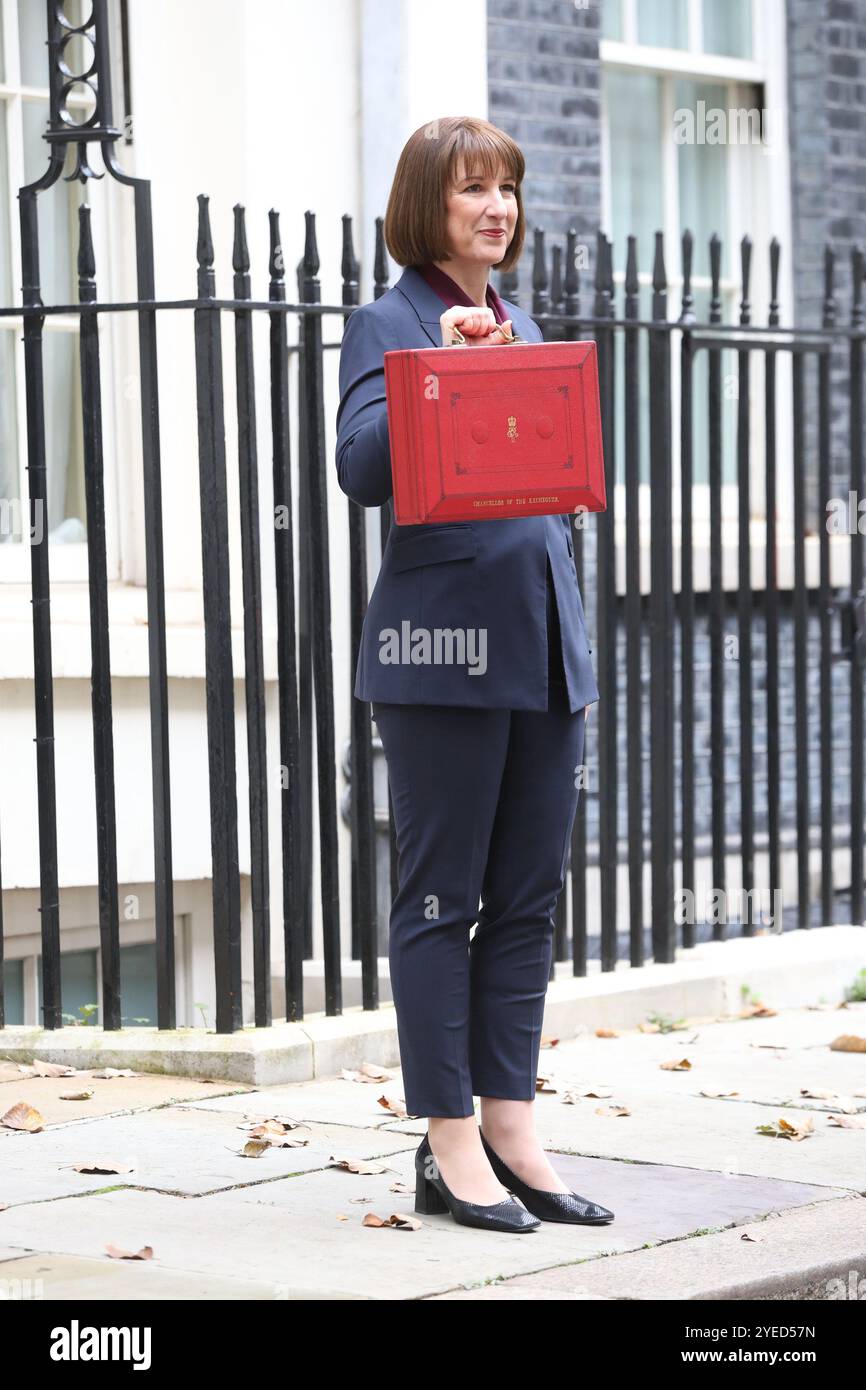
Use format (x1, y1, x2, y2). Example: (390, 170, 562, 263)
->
(638, 1022, 661, 1033)
(329, 1157, 395, 1175)
(561, 1085, 613, 1102)
(1, 1103, 45, 1132)
(239, 1139, 271, 1158)
(359, 1062, 393, 1081)
(595, 1105, 631, 1117)
(756, 1116, 815, 1141)
(376, 1095, 409, 1118)
(237, 1115, 304, 1132)
(540, 1036, 560, 1049)
(829, 1035, 866, 1054)
(90, 1068, 140, 1079)
(388, 1181, 414, 1194)
(105, 1244, 153, 1261)
(595, 1028, 620, 1038)
(738, 1003, 777, 1018)
(362, 1212, 422, 1230)
(31, 1060, 80, 1078)
(535, 1074, 558, 1093)
(740, 1232, 760, 1242)
(341, 1064, 393, 1084)
(59, 1090, 95, 1101)
(800, 1088, 858, 1112)
(827, 1114, 866, 1129)
(700, 1088, 739, 1098)
(659, 1058, 692, 1071)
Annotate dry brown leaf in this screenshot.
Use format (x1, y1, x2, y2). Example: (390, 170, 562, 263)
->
(1, 1102, 45, 1132)
(359, 1062, 393, 1081)
(540, 1036, 560, 1048)
(659, 1058, 692, 1071)
(638, 1022, 661, 1033)
(329, 1156, 394, 1175)
(31, 1060, 80, 1078)
(535, 1073, 558, 1093)
(90, 1068, 139, 1079)
(237, 1115, 304, 1132)
(756, 1116, 815, 1141)
(827, 1113, 866, 1129)
(348, 1196, 375, 1203)
(595, 1104, 631, 1117)
(341, 1065, 393, 1084)
(738, 1003, 777, 1018)
(376, 1095, 409, 1118)
(829, 1035, 866, 1054)
(336, 1213, 350, 1221)
(261, 1134, 310, 1149)
(800, 1088, 858, 1112)
(240, 1139, 270, 1158)
(699, 1088, 740, 1098)
(362, 1212, 422, 1230)
(70, 1159, 134, 1174)
(740, 1232, 760, 1242)
(105, 1244, 153, 1260)
(59, 1090, 95, 1101)
(595, 1028, 619, 1038)
(388, 1181, 415, 1194)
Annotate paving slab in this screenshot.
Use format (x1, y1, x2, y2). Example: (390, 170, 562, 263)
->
(0, 1137, 849, 1302)
(426, 1194, 866, 1301)
(0, 1069, 255, 1128)
(185, 1076, 418, 1131)
(0, 1251, 363, 1300)
(0, 1113, 415, 1203)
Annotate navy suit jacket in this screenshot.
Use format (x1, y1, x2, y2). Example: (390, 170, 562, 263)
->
(335, 265, 600, 713)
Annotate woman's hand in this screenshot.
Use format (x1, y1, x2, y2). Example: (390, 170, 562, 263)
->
(440, 305, 515, 347)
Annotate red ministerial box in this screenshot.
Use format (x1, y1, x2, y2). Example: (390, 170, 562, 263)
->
(383, 339, 607, 524)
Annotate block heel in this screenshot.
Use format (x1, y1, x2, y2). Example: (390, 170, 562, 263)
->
(412, 1132, 540, 1232)
(414, 1167, 449, 1214)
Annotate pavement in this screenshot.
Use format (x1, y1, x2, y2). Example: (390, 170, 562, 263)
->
(1, 982, 866, 1300)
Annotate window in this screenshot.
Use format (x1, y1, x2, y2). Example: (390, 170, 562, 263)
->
(600, 0, 792, 520)
(0, 0, 120, 581)
(603, 0, 753, 59)
(30, 941, 159, 1027)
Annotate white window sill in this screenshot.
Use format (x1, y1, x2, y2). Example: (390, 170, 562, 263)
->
(0, 582, 280, 682)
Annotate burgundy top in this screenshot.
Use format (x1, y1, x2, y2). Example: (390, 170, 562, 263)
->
(415, 261, 509, 326)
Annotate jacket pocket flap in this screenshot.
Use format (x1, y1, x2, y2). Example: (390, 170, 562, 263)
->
(389, 527, 478, 573)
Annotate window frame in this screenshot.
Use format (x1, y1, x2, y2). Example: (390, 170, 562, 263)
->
(0, 0, 124, 585)
(599, 0, 801, 592)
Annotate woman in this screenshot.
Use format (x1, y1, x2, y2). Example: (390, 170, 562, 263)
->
(336, 116, 613, 1234)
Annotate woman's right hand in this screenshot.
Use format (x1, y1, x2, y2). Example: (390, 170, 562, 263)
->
(440, 305, 513, 347)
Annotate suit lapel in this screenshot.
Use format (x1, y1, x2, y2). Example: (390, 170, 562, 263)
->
(393, 265, 541, 346)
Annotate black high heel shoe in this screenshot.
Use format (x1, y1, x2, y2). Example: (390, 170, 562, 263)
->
(479, 1130, 615, 1225)
(414, 1133, 541, 1233)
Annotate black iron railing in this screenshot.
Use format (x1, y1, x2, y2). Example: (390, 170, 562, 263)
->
(0, 1, 864, 1035)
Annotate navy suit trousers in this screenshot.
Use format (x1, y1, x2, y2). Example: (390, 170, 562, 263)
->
(371, 565, 586, 1118)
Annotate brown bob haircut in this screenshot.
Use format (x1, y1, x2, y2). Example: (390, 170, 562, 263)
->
(383, 116, 526, 273)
